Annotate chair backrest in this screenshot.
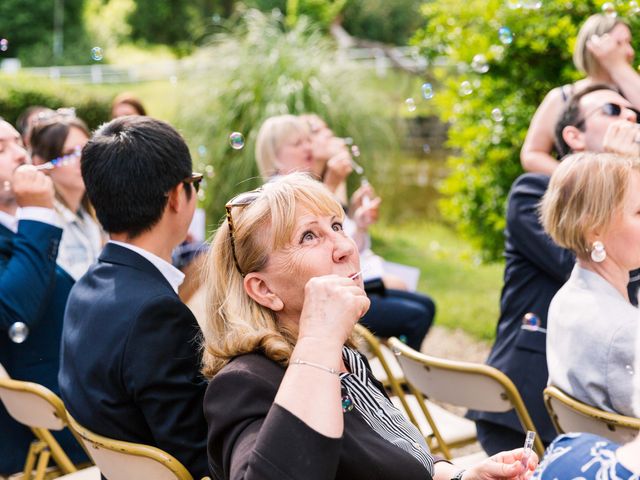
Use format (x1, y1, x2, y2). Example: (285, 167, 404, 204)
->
(388, 337, 545, 457)
(544, 385, 640, 444)
(66, 413, 194, 480)
(0, 377, 67, 430)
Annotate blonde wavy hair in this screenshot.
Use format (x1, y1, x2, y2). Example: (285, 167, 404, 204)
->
(201, 172, 357, 378)
(255, 114, 310, 178)
(540, 152, 640, 259)
(573, 14, 629, 77)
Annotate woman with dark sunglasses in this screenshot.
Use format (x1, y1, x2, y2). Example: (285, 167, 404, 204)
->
(202, 172, 538, 480)
(521, 13, 640, 175)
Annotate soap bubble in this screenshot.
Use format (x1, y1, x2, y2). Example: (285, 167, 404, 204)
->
(459, 81, 473, 96)
(351, 145, 361, 158)
(625, 364, 635, 376)
(602, 2, 617, 17)
(197, 145, 207, 157)
(499, 27, 514, 45)
(91, 46, 103, 61)
(229, 132, 245, 150)
(421, 83, 434, 100)
(205, 165, 215, 178)
(8, 322, 29, 343)
(522, 0, 542, 9)
(471, 54, 489, 74)
(422, 144, 431, 154)
(405, 98, 417, 112)
(491, 108, 504, 122)
(0, 39, 8, 52)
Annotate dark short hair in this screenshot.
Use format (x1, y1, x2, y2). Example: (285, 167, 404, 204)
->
(554, 83, 619, 158)
(81, 116, 192, 237)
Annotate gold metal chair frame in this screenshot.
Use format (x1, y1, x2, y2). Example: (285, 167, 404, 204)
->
(0, 377, 78, 480)
(388, 337, 545, 459)
(66, 414, 202, 480)
(355, 325, 478, 456)
(544, 385, 640, 444)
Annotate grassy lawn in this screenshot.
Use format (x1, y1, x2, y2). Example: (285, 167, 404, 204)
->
(370, 221, 503, 342)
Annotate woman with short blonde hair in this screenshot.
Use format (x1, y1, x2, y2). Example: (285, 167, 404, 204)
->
(541, 152, 640, 420)
(201, 173, 537, 480)
(254, 114, 313, 179)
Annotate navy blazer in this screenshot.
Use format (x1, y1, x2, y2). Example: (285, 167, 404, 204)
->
(0, 220, 84, 474)
(59, 243, 208, 478)
(468, 174, 573, 442)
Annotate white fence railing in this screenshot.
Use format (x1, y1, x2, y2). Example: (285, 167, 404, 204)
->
(1, 46, 437, 84)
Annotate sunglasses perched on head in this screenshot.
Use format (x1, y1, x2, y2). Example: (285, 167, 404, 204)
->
(575, 102, 640, 128)
(183, 172, 203, 193)
(225, 188, 263, 276)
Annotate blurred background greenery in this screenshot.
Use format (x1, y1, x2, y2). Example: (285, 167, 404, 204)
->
(1, 0, 633, 340)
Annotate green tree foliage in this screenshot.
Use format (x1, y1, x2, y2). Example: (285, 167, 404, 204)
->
(413, 0, 640, 260)
(242, 0, 346, 28)
(341, 0, 425, 45)
(0, 76, 111, 130)
(178, 10, 396, 223)
(0, 0, 91, 66)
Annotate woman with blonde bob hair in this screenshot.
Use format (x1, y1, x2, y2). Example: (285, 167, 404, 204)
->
(541, 152, 640, 418)
(201, 173, 537, 480)
(521, 13, 640, 174)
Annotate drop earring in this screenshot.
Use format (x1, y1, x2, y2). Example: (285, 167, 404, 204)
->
(590, 240, 606, 263)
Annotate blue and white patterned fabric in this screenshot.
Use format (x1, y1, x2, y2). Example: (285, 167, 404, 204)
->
(533, 433, 639, 480)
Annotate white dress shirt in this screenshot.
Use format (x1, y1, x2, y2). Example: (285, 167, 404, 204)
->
(0, 207, 60, 233)
(108, 240, 185, 294)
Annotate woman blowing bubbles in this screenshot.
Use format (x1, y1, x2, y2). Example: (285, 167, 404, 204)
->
(201, 173, 537, 480)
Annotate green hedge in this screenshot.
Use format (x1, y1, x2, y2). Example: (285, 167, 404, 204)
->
(412, 0, 640, 260)
(0, 76, 111, 130)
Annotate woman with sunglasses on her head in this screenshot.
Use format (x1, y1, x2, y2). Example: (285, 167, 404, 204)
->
(202, 172, 537, 480)
(30, 115, 103, 281)
(254, 115, 435, 351)
(521, 13, 640, 175)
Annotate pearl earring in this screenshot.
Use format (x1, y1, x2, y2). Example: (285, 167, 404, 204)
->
(591, 240, 606, 263)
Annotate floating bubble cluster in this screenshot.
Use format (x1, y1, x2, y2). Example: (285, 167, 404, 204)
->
(459, 81, 473, 96)
(351, 145, 361, 158)
(491, 108, 504, 122)
(229, 132, 245, 150)
(471, 54, 489, 74)
(0, 39, 8, 52)
(421, 83, 434, 100)
(405, 98, 417, 112)
(8, 322, 29, 343)
(91, 46, 103, 61)
(498, 27, 513, 45)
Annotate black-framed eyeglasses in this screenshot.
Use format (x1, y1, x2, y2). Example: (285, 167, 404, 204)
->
(575, 102, 640, 128)
(225, 188, 263, 277)
(183, 172, 203, 193)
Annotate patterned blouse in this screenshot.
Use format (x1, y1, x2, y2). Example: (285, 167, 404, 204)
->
(533, 433, 639, 480)
(340, 346, 434, 475)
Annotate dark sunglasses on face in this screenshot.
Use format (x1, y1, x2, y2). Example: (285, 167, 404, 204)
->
(575, 102, 640, 128)
(183, 172, 203, 193)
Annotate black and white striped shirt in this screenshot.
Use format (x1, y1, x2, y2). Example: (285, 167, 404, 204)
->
(340, 347, 434, 475)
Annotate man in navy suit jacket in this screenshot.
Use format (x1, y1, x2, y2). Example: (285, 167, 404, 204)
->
(0, 119, 86, 474)
(469, 84, 640, 454)
(59, 116, 208, 477)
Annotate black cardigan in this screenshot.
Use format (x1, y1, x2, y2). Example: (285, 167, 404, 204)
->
(204, 352, 434, 480)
